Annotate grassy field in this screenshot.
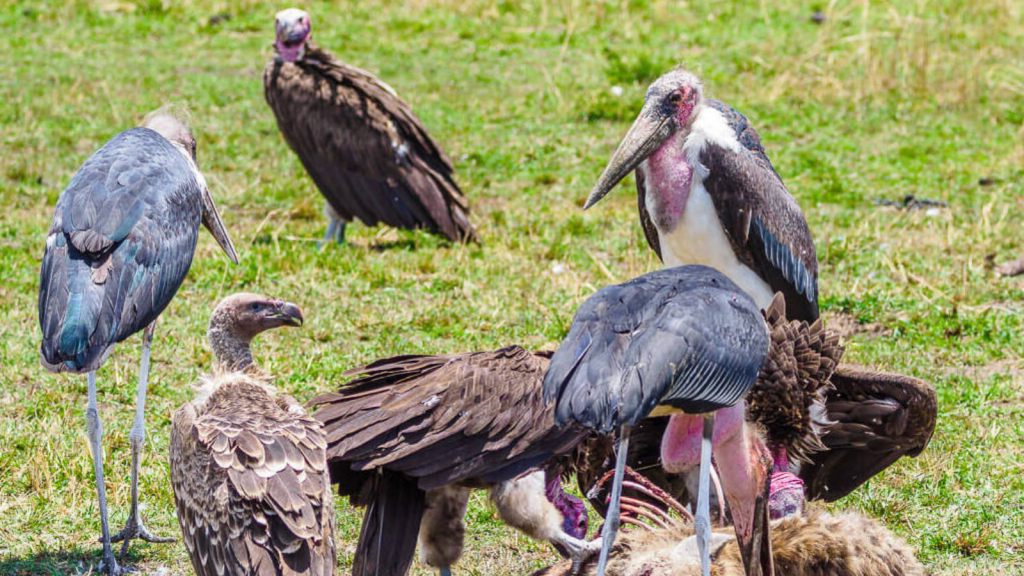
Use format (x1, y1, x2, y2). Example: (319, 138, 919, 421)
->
(1, 0, 1023, 574)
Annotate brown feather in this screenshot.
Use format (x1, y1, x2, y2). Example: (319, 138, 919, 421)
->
(263, 43, 477, 243)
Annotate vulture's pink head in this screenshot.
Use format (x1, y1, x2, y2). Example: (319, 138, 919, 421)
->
(546, 475, 589, 556)
(274, 8, 312, 62)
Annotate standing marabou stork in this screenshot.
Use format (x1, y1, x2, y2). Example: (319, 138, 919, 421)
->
(263, 8, 478, 245)
(582, 67, 820, 539)
(170, 293, 336, 576)
(310, 346, 598, 576)
(38, 107, 237, 574)
(543, 266, 773, 576)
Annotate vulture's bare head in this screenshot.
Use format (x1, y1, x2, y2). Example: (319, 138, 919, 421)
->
(143, 106, 197, 162)
(274, 8, 312, 62)
(208, 293, 304, 371)
(585, 68, 705, 210)
(546, 475, 589, 556)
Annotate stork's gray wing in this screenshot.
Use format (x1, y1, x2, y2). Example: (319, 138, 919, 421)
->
(38, 127, 204, 373)
(698, 101, 819, 322)
(170, 382, 335, 576)
(801, 365, 937, 502)
(311, 346, 585, 492)
(543, 265, 769, 433)
(263, 45, 477, 242)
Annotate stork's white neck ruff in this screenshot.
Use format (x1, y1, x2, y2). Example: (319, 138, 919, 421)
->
(640, 105, 774, 309)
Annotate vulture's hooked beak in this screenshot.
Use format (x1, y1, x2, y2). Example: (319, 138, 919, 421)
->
(584, 104, 677, 210)
(201, 187, 239, 264)
(269, 301, 304, 328)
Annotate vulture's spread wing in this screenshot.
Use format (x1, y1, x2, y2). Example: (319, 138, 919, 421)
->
(263, 46, 476, 242)
(312, 346, 585, 492)
(801, 365, 937, 502)
(696, 100, 819, 322)
(38, 127, 204, 373)
(170, 380, 335, 576)
(543, 265, 769, 433)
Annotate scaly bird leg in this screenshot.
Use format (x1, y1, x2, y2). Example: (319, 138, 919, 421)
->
(110, 322, 174, 558)
(594, 424, 631, 576)
(87, 371, 121, 576)
(318, 204, 347, 247)
(695, 413, 715, 576)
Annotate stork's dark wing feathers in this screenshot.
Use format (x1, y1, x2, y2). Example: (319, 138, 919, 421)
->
(170, 379, 335, 576)
(263, 45, 477, 242)
(311, 346, 584, 493)
(38, 128, 204, 373)
(698, 137, 819, 322)
(543, 266, 769, 433)
(801, 365, 937, 502)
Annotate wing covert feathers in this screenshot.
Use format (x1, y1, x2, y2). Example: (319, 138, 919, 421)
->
(170, 372, 336, 576)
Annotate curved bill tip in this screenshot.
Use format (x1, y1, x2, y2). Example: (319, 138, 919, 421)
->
(201, 187, 239, 264)
(277, 301, 304, 327)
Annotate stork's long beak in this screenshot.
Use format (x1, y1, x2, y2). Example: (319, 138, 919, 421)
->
(734, 440, 774, 576)
(584, 107, 676, 210)
(270, 301, 304, 327)
(201, 187, 239, 264)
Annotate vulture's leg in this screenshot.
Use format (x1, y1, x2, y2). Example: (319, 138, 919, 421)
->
(419, 485, 471, 576)
(695, 413, 715, 576)
(111, 322, 174, 556)
(86, 371, 121, 576)
(594, 424, 631, 576)
(319, 204, 347, 247)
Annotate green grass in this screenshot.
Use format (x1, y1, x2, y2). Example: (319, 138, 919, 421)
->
(1, 0, 1023, 574)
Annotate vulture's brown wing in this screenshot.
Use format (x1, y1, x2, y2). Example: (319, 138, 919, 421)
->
(170, 380, 335, 576)
(801, 365, 937, 502)
(263, 46, 477, 242)
(311, 345, 587, 492)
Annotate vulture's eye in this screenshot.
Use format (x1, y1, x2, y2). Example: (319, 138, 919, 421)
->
(669, 92, 683, 105)
(249, 303, 262, 311)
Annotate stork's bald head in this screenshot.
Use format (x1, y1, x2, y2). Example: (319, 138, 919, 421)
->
(585, 67, 705, 210)
(143, 106, 197, 162)
(274, 8, 312, 62)
(208, 293, 304, 371)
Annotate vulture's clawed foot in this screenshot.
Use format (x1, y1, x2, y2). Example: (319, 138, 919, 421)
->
(561, 537, 604, 576)
(107, 514, 175, 558)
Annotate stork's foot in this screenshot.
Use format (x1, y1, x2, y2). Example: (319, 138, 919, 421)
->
(107, 514, 175, 559)
(97, 547, 126, 576)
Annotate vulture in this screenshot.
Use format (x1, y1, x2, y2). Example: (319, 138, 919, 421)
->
(531, 508, 927, 576)
(263, 8, 478, 245)
(37, 107, 237, 574)
(543, 265, 773, 576)
(579, 295, 937, 520)
(309, 346, 596, 576)
(170, 293, 336, 576)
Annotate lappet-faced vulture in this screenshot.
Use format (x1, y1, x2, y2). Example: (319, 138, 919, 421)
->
(263, 8, 478, 245)
(579, 295, 936, 521)
(309, 346, 597, 576)
(531, 507, 927, 576)
(170, 293, 336, 576)
(543, 265, 772, 576)
(37, 107, 237, 574)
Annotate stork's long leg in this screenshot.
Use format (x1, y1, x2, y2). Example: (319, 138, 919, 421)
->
(110, 322, 174, 557)
(696, 413, 715, 576)
(594, 424, 631, 576)
(86, 371, 121, 576)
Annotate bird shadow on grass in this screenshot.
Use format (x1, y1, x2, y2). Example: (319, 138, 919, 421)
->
(0, 548, 145, 576)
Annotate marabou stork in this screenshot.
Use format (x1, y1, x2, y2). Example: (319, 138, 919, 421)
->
(577, 296, 937, 521)
(543, 266, 772, 576)
(263, 8, 478, 245)
(309, 346, 597, 576)
(531, 507, 927, 576)
(170, 293, 336, 576)
(38, 108, 237, 574)
(583, 67, 821, 542)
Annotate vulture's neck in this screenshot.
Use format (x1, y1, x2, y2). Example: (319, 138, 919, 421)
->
(207, 320, 255, 372)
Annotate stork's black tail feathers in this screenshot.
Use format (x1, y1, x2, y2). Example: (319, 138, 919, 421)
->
(353, 470, 426, 576)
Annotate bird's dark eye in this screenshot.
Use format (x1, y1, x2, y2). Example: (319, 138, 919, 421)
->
(669, 92, 683, 105)
(249, 303, 262, 311)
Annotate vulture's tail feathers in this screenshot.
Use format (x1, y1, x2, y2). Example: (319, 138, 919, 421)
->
(353, 470, 426, 576)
